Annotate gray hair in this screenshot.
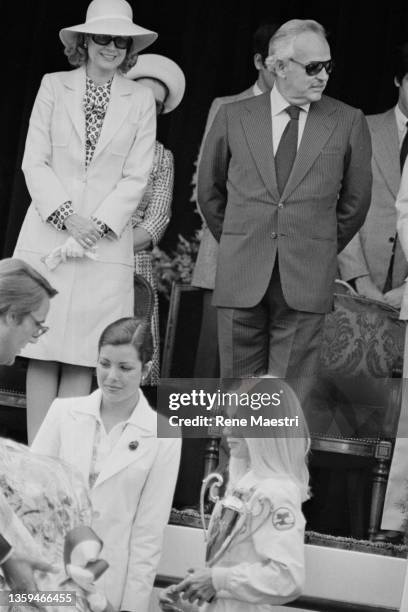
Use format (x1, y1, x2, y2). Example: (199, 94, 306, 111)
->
(266, 19, 327, 73)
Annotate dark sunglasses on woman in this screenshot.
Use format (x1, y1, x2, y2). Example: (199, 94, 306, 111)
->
(91, 34, 132, 50)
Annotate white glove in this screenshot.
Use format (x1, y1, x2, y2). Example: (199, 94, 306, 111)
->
(42, 237, 97, 270)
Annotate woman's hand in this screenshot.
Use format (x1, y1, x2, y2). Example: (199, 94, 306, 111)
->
(2, 553, 58, 590)
(65, 214, 100, 249)
(174, 568, 216, 606)
(159, 585, 196, 611)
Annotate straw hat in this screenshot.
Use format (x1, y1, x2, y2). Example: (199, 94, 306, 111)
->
(59, 0, 157, 55)
(126, 54, 186, 113)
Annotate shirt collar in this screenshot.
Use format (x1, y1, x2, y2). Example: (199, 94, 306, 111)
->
(395, 104, 408, 133)
(270, 83, 310, 117)
(79, 388, 156, 435)
(252, 82, 263, 96)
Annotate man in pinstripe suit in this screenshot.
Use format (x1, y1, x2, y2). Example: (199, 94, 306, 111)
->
(197, 19, 372, 398)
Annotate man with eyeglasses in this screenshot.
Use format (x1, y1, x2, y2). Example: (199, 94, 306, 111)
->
(0, 258, 57, 598)
(198, 19, 372, 410)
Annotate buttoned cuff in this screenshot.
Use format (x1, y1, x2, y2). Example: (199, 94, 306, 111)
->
(91, 216, 110, 238)
(47, 201, 74, 230)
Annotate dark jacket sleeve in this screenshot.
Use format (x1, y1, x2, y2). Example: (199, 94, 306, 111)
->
(197, 103, 231, 241)
(337, 109, 373, 253)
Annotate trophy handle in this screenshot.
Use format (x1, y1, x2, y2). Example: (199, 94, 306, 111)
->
(200, 472, 224, 541)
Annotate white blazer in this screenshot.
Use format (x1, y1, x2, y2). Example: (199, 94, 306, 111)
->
(14, 67, 157, 365)
(31, 389, 181, 612)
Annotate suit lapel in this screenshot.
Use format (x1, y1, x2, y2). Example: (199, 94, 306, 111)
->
(281, 98, 338, 201)
(240, 93, 280, 202)
(92, 426, 152, 487)
(69, 391, 101, 483)
(371, 109, 400, 197)
(92, 391, 156, 488)
(91, 73, 134, 162)
(61, 66, 86, 146)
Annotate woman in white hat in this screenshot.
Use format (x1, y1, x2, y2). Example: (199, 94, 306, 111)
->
(13, 0, 158, 442)
(126, 54, 186, 384)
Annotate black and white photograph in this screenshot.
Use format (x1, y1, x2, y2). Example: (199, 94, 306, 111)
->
(1, 1, 408, 611)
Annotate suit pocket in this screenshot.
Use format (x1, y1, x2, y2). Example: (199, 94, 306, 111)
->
(320, 148, 343, 157)
(222, 231, 247, 236)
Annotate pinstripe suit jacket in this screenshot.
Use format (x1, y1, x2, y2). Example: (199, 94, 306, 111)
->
(197, 91, 372, 313)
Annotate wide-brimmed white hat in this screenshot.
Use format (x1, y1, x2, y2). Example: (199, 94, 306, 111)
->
(59, 0, 158, 55)
(126, 54, 186, 113)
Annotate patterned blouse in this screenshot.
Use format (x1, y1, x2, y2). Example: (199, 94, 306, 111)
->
(47, 76, 111, 236)
(84, 76, 113, 168)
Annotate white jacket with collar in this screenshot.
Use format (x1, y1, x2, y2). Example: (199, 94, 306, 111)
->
(14, 67, 156, 365)
(31, 389, 181, 612)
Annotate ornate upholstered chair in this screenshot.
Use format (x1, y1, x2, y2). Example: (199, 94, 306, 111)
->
(309, 282, 404, 539)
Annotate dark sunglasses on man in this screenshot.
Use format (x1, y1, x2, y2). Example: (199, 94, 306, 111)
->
(91, 34, 132, 50)
(289, 58, 334, 76)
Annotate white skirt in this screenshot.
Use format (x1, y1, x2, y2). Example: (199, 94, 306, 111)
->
(13, 250, 134, 367)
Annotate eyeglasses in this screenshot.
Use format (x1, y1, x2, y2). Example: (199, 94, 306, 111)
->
(27, 313, 49, 338)
(90, 34, 132, 50)
(289, 58, 334, 76)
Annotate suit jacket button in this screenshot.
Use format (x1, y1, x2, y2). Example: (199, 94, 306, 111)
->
(278, 202, 284, 209)
(272, 232, 278, 239)
(389, 236, 395, 243)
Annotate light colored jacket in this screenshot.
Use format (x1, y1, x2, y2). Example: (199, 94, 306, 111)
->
(338, 109, 408, 290)
(31, 389, 181, 612)
(14, 66, 156, 365)
(16, 65, 156, 264)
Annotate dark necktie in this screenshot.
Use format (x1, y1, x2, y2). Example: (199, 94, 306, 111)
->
(275, 105, 301, 195)
(383, 121, 408, 293)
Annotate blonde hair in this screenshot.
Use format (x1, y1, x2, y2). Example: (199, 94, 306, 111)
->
(63, 33, 138, 73)
(227, 378, 310, 501)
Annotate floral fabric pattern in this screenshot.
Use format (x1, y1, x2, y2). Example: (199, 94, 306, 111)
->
(84, 77, 112, 168)
(0, 439, 92, 612)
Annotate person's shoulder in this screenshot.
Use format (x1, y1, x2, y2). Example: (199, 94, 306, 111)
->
(213, 87, 254, 106)
(253, 476, 302, 507)
(42, 68, 81, 83)
(120, 74, 150, 97)
(120, 75, 155, 108)
(218, 91, 268, 118)
(50, 390, 99, 416)
(319, 94, 363, 115)
(366, 108, 395, 127)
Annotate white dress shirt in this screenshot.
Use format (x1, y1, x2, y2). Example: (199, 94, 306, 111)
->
(270, 84, 310, 153)
(252, 82, 263, 96)
(395, 103, 408, 147)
